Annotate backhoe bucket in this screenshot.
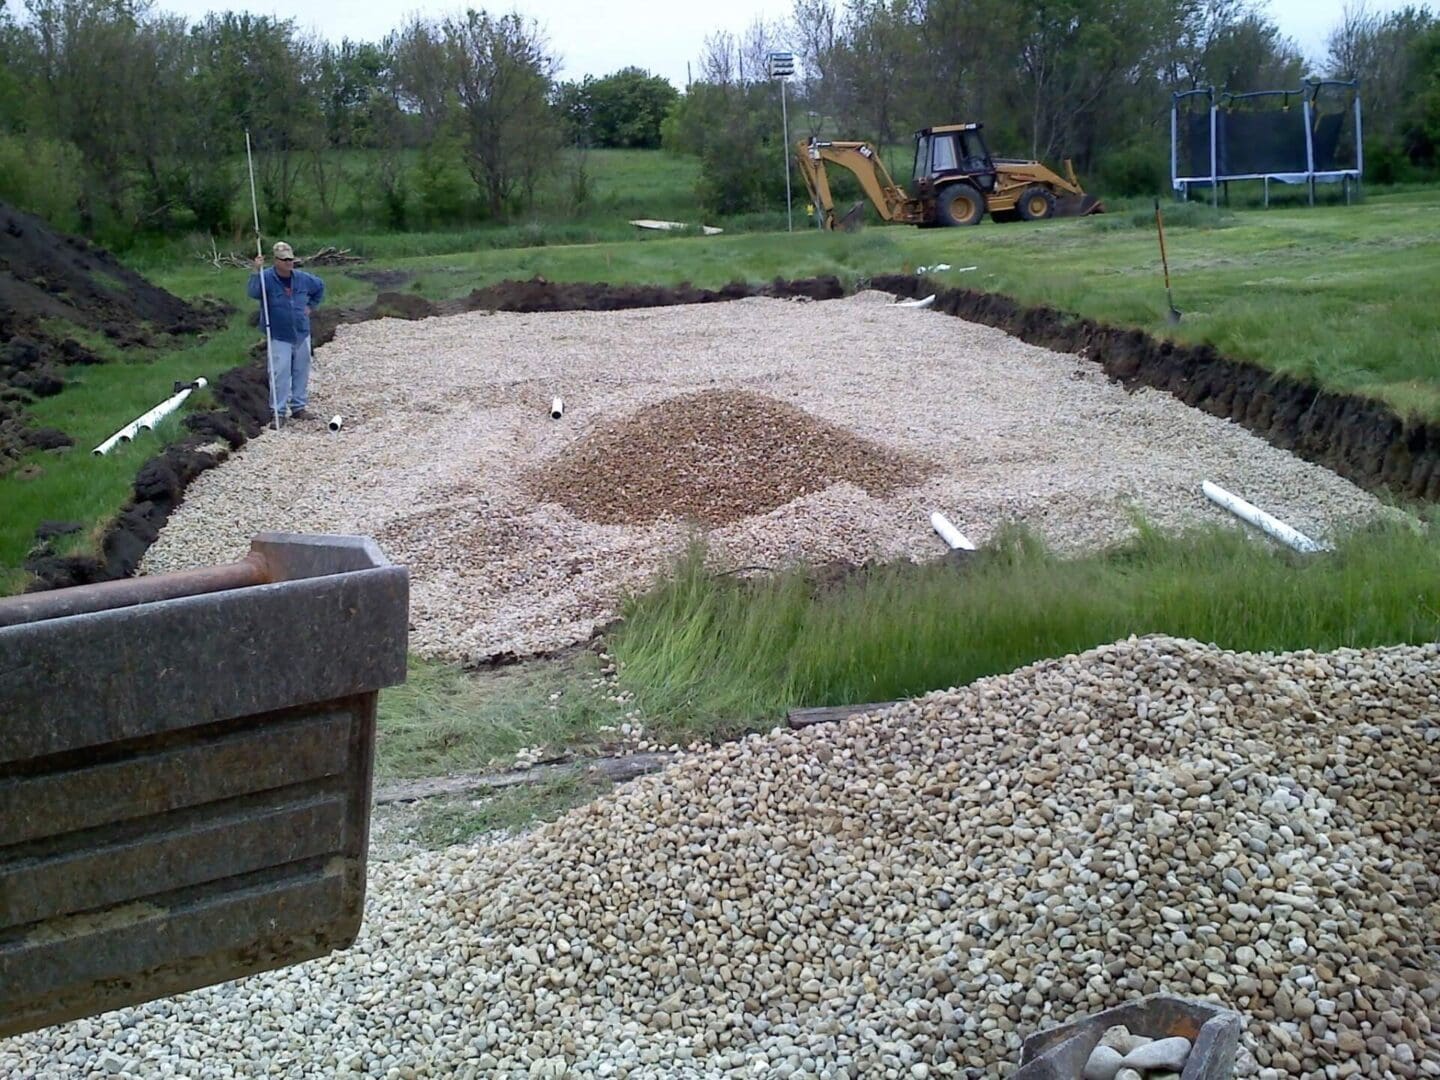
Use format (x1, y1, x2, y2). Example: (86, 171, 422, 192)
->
(1054, 193, 1105, 217)
(839, 200, 868, 232)
(0, 534, 408, 1038)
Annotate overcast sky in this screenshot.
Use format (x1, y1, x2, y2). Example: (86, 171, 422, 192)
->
(150, 0, 1416, 88)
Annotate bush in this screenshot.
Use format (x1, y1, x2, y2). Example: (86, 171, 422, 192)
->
(184, 167, 240, 235)
(0, 134, 85, 230)
(1366, 137, 1414, 185)
(1094, 141, 1167, 197)
(416, 144, 471, 227)
(381, 179, 409, 231)
(666, 84, 790, 217)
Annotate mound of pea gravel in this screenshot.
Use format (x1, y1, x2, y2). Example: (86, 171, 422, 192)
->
(5, 636, 1436, 1078)
(529, 389, 931, 527)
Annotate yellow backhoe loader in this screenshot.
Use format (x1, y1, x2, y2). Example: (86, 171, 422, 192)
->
(796, 123, 1104, 229)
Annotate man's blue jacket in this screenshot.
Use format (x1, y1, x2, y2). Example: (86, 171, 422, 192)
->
(247, 267, 325, 344)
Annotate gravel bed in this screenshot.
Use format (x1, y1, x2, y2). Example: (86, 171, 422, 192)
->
(141, 293, 1387, 662)
(5, 636, 1436, 1077)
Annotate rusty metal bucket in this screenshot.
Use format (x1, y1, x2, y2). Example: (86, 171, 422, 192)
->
(1014, 994, 1243, 1078)
(0, 534, 408, 1038)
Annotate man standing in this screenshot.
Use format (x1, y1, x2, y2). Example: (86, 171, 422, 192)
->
(249, 241, 325, 426)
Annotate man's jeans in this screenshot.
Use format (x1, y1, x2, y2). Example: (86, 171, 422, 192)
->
(266, 336, 312, 416)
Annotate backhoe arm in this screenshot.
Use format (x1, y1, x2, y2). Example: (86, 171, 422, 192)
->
(795, 139, 924, 229)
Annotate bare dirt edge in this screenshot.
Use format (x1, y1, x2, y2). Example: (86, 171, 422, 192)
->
(871, 274, 1440, 503)
(20, 272, 1438, 593)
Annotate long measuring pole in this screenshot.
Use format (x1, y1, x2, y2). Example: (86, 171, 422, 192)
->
(781, 78, 793, 232)
(245, 130, 280, 432)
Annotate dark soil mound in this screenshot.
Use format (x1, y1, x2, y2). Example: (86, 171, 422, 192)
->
(531, 389, 930, 526)
(0, 201, 228, 466)
(456, 275, 843, 313)
(374, 290, 438, 320)
(0, 203, 221, 341)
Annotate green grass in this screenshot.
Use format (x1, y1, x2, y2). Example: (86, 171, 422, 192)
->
(407, 776, 611, 846)
(0, 318, 254, 571)
(374, 651, 630, 779)
(608, 520, 1440, 740)
(889, 191, 1440, 420)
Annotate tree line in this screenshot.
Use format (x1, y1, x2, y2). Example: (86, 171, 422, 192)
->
(671, 0, 1440, 211)
(0, 0, 1436, 243)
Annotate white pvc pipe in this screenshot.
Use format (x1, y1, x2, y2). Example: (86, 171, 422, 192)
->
(93, 378, 208, 456)
(930, 511, 977, 551)
(1202, 481, 1329, 553)
(328, 415, 344, 432)
(94, 425, 134, 456)
(896, 294, 936, 309)
(551, 397, 564, 420)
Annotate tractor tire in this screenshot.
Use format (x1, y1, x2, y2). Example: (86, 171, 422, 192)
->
(936, 183, 986, 227)
(1018, 186, 1057, 221)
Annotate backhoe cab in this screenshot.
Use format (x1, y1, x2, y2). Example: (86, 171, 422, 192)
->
(796, 122, 1104, 230)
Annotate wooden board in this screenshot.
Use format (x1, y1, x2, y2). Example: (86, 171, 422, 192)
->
(787, 701, 901, 729)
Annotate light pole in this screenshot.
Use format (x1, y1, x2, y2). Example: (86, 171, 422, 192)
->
(769, 51, 795, 232)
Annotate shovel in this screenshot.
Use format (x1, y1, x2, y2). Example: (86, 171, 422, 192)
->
(1154, 198, 1181, 325)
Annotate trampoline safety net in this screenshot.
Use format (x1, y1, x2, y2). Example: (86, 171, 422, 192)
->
(1172, 80, 1361, 196)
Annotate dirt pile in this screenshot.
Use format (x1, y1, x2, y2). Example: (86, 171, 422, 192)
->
(0, 201, 227, 467)
(456, 274, 844, 313)
(531, 388, 931, 526)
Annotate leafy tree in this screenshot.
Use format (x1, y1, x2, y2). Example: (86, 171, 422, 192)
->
(441, 10, 559, 218)
(0, 1, 29, 132)
(126, 13, 200, 229)
(1327, 3, 1438, 170)
(1402, 24, 1440, 165)
(391, 17, 454, 144)
(1201, 11, 1303, 91)
(554, 79, 591, 144)
(315, 39, 390, 149)
(360, 50, 412, 229)
(664, 81, 788, 214)
(187, 12, 314, 233)
(21, 0, 151, 227)
(556, 68, 677, 148)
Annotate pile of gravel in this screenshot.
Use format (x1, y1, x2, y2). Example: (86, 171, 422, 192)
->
(529, 389, 930, 526)
(6, 637, 1435, 1077)
(140, 293, 1390, 662)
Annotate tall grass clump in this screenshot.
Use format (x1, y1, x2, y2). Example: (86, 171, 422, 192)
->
(375, 653, 625, 778)
(609, 520, 1440, 738)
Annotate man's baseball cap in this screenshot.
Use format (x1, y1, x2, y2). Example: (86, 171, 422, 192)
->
(272, 241, 296, 261)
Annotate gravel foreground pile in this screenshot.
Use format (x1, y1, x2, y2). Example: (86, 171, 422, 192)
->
(7, 637, 1436, 1079)
(140, 292, 1388, 661)
(530, 389, 930, 526)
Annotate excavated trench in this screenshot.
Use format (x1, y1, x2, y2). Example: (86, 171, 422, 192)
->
(20, 274, 1439, 592)
(871, 275, 1440, 503)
